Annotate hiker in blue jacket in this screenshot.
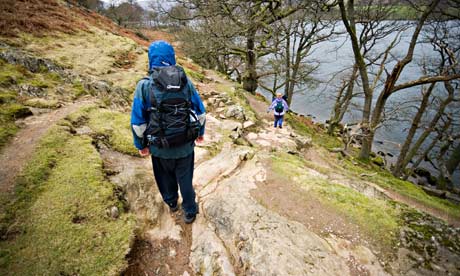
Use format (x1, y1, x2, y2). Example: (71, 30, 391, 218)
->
(267, 92, 289, 128)
(130, 40, 206, 224)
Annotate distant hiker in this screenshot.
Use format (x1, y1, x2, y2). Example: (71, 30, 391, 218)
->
(267, 92, 289, 128)
(130, 40, 206, 224)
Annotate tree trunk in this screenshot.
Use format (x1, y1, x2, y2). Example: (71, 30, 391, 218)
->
(359, 127, 374, 160)
(436, 135, 453, 190)
(403, 116, 452, 181)
(338, 0, 374, 160)
(446, 143, 460, 175)
(393, 83, 435, 177)
(284, 25, 292, 104)
(242, 30, 258, 94)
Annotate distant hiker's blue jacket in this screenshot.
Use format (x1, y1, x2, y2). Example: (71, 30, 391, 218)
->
(268, 98, 289, 116)
(130, 40, 206, 159)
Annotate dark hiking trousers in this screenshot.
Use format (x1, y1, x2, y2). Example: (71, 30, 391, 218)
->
(151, 152, 198, 215)
(274, 115, 284, 128)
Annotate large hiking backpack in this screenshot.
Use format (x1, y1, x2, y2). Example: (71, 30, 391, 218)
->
(274, 100, 284, 113)
(143, 65, 200, 148)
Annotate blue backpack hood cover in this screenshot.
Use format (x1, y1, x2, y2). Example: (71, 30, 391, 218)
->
(148, 40, 176, 70)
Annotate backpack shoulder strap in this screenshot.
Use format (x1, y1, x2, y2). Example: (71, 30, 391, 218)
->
(144, 76, 159, 109)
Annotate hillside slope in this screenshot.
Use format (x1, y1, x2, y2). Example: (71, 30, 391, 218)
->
(0, 1, 459, 275)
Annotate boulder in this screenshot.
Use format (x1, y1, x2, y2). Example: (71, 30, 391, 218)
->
(371, 156, 385, 167)
(225, 105, 245, 121)
(108, 206, 119, 219)
(19, 84, 46, 97)
(294, 135, 312, 150)
(0, 49, 65, 74)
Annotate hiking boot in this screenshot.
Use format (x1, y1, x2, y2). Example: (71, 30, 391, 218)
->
(168, 202, 179, 212)
(184, 212, 196, 224)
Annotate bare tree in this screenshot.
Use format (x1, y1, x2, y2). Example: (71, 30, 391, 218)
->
(391, 15, 460, 181)
(338, 0, 460, 160)
(158, 0, 310, 93)
(258, 3, 336, 105)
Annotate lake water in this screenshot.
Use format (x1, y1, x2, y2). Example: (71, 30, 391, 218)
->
(258, 22, 460, 185)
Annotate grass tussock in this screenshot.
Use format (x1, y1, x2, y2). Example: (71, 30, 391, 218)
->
(67, 106, 137, 156)
(23, 98, 60, 109)
(0, 124, 135, 275)
(183, 66, 205, 83)
(87, 108, 137, 155)
(0, 103, 29, 148)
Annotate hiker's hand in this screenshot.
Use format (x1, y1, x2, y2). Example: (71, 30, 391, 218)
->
(196, 136, 204, 143)
(139, 147, 150, 157)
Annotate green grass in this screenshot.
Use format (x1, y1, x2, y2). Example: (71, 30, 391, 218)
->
(339, 158, 460, 221)
(23, 98, 60, 109)
(0, 103, 31, 148)
(314, 181, 399, 246)
(279, 107, 459, 222)
(271, 153, 400, 249)
(183, 66, 205, 82)
(0, 60, 29, 87)
(0, 125, 135, 276)
(0, 90, 17, 104)
(285, 112, 342, 149)
(72, 80, 88, 98)
(87, 108, 137, 155)
(67, 106, 137, 156)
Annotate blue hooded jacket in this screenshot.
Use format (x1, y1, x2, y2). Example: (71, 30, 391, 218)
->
(130, 40, 206, 159)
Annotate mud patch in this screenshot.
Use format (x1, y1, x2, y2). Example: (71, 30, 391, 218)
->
(123, 211, 194, 276)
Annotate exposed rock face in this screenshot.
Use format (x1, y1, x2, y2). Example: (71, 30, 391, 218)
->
(246, 127, 300, 152)
(98, 147, 163, 233)
(393, 210, 460, 275)
(0, 48, 65, 74)
(190, 220, 236, 276)
(18, 84, 47, 97)
(0, 46, 131, 108)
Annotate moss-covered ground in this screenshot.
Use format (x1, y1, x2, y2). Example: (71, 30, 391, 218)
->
(271, 152, 400, 251)
(335, 158, 460, 221)
(0, 123, 135, 275)
(66, 105, 137, 156)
